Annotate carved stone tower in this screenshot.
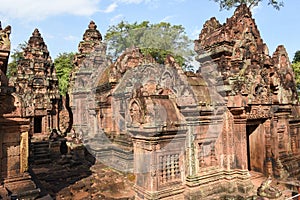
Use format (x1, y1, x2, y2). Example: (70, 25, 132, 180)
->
(15, 29, 60, 140)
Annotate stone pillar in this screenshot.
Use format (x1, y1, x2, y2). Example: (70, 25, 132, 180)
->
(291, 128, 297, 154)
(20, 132, 29, 173)
(270, 116, 279, 160)
(52, 102, 59, 130)
(233, 117, 247, 170)
(43, 115, 48, 133)
(222, 110, 235, 170)
(0, 116, 40, 199)
(264, 119, 273, 176)
(93, 109, 98, 138)
(187, 125, 196, 176)
(47, 113, 51, 133)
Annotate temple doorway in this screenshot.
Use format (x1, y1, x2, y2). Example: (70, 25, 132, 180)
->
(246, 123, 265, 173)
(34, 116, 43, 133)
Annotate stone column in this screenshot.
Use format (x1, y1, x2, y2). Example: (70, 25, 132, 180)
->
(187, 125, 196, 176)
(233, 117, 247, 170)
(270, 116, 279, 160)
(54, 102, 59, 130)
(47, 113, 51, 133)
(264, 119, 273, 176)
(0, 117, 40, 198)
(20, 132, 29, 173)
(291, 128, 297, 154)
(88, 108, 97, 138)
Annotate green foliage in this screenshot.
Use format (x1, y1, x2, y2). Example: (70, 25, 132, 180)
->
(211, 0, 284, 10)
(292, 62, 300, 90)
(293, 50, 300, 63)
(54, 52, 75, 96)
(105, 21, 195, 71)
(7, 42, 27, 78)
(292, 51, 300, 96)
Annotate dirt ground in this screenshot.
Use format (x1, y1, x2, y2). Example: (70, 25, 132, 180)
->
(31, 153, 135, 200)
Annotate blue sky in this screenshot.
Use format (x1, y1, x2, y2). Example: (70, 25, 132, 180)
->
(0, 0, 299, 61)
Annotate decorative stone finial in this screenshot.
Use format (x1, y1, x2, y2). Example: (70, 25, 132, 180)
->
(82, 21, 102, 42)
(32, 28, 41, 37)
(88, 21, 97, 30)
(26, 28, 48, 52)
(77, 20, 103, 55)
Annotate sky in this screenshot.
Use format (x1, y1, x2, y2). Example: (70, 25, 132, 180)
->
(0, 0, 299, 62)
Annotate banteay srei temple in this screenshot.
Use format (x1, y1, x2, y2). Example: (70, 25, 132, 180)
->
(1, 4, 300, 199)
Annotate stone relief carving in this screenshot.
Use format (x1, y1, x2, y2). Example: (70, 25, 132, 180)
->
(0, 25, 11, 51)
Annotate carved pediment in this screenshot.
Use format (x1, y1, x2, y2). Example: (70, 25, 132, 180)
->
(0, 25, 11, 51)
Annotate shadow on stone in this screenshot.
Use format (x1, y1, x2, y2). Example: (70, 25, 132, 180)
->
(30, 148, 95, 199)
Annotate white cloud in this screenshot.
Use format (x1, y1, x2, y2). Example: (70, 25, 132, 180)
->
(0, 0, 101, 21)
(116, 0, 144, 4)
(64, 35, 79, 41)
(0, 0, 155, 22)
(116, 0, 156, 4)
(160, 15, 174, 22)
(110, 14, 124, 24)
(102, 2, 118, 13)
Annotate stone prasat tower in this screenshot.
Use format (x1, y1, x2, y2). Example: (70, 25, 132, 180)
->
(70, 21, 111, 145)
(0, 23, 40, 199)
(195, 4, 300, 177)
(15, 29, 60, 140)
(70, 5, 300, 199)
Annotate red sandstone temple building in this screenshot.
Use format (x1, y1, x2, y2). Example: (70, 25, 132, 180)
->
(0, 4, 300, 199)
(71, 5, 300, 199)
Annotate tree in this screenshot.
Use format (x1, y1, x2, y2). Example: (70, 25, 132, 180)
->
(292, 51, 300, 95)
(105, 21, 195, 70)
(7, 42, 27, 78)
(293, 50, 300, 63)
(211, 0, 284, 10)
(54, 52, 75, 96)
(292, 62, 300, 92)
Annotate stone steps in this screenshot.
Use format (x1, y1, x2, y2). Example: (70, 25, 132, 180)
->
(31, 141, 51, 165)
(280, 153, 300, 178)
